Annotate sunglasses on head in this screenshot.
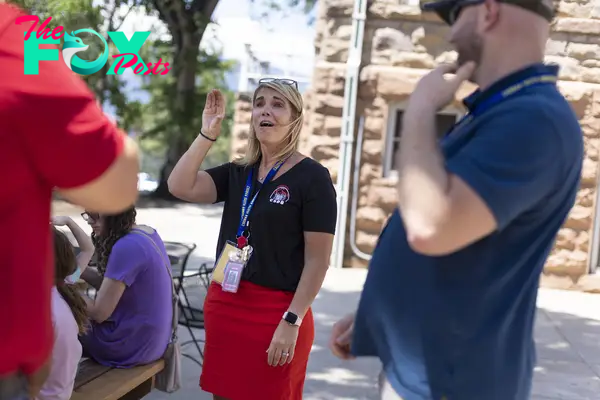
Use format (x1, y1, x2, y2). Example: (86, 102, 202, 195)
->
(258, 78, 298, 90)
(81, 212, 99, 222)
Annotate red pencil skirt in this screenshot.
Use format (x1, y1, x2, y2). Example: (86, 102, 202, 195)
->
(200, 280, 315, 400)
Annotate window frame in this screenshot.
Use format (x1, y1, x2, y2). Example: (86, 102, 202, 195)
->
(382, 102, 465, 178)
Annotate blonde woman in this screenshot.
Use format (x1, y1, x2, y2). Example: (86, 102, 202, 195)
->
(168, 80, 337, 400)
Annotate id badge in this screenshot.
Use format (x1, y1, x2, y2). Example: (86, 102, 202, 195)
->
(212, 240, 254, 285)
(222, 259, 245, 292)
(221, 245, 253, 293)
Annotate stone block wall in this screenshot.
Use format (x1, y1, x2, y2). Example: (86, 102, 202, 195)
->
(299, 0, 600, 285)
(305, 0, 478, 267)
(230, 93, 252, 161)
(534, 3, 600, 285)
(545, 81, 600, 283)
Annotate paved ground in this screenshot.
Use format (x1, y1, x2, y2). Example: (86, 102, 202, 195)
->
(55, 202, 600, 399)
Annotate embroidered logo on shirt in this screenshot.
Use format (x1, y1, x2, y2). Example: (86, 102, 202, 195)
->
(269, 185, 290, 205)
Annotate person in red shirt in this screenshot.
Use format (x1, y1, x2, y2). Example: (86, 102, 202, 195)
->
(0, 3, 140, 398)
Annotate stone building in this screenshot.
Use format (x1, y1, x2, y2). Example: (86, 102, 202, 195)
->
(231, 0, 600, 291)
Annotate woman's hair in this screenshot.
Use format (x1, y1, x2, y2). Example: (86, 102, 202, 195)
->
(93, 206, 137, 275)
(234, 80, 304, 166)
(52, 227, 89, 334)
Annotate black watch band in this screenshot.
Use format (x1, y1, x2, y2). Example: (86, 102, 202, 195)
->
(283, 311, 302, 326)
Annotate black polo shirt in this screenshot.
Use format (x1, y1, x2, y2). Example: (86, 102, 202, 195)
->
(206, 157, 337, 292)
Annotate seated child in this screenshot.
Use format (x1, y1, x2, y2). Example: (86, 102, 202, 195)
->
(37, 217, 94, 400)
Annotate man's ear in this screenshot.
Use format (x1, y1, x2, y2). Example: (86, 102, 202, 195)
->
(481, 0, 501, 30)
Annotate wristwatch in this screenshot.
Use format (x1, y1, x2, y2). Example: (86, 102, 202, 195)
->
(283, 311, 302, 327)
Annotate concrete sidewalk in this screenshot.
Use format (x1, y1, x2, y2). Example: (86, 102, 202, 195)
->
(145, 268, 600, 400)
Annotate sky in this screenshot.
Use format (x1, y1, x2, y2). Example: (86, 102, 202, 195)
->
(205, 0, 316, 78)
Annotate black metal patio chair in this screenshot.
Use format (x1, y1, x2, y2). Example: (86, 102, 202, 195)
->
(164, 241, 210, 367)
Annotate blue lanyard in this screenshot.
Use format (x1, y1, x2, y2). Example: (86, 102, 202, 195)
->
(445, 74, 557, 138)
(237, 158, 287, 239)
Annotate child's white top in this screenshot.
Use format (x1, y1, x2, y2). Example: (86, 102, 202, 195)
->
(37, 286, 82, 400)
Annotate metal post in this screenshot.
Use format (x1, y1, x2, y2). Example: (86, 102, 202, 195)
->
(330, 0, 367, 269)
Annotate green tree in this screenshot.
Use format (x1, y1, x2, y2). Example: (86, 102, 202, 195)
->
(137, 0, 224, 198)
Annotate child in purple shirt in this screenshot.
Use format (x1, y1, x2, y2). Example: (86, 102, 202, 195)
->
(79, 207, 172, 367)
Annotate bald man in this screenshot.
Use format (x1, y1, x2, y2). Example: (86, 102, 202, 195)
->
(330, 0, 583, 399)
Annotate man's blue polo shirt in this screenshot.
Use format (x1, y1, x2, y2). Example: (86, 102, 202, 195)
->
(351, 63, 584, 400)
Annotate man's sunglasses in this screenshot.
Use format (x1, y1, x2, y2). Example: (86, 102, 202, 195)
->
(447, 0, 485, 24)
(258, 77, 298, 90)
(81, 212, 99, 222)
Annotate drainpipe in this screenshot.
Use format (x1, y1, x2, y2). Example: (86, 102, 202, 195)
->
(330, 0, 368, 269)
(349, 115, 371, 261)
(589, 164, 600, 274)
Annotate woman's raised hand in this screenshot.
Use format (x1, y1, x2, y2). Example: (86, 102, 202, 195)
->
(202, 89, 226, 139)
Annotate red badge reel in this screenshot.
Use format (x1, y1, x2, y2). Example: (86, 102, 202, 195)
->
(237, 233, 249, 249)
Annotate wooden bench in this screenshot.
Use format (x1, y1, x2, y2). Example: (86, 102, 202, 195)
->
(71, 358, 165, 400)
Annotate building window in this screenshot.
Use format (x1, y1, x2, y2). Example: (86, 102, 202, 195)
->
(383, 106, 462, 178)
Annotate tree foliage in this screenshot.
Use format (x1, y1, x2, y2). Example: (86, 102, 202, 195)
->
(137, 38, 234, 169)
(250, 0, 317, 23)
(127, 0, 231, 198)
(252, 0, 317, 14)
